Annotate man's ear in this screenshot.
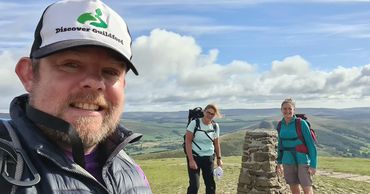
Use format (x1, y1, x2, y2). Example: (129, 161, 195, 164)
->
(15, 57, 35, 92)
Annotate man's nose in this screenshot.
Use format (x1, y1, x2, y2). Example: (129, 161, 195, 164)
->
(80, 72, 106, 91)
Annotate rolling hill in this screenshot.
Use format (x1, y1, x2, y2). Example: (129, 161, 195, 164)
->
(1, 107, 370, 158)
(121, 108, 370, 158)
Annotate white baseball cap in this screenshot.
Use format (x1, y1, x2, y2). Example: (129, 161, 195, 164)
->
(30, 0, 138, 75)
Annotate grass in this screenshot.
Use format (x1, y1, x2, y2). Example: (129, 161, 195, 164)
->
(137, 158, 189, 193)
(319, 156, 370, 176)
(137, 157, 241, 194)
(314, 176, 370, 194)
(136, 156, 370, 194)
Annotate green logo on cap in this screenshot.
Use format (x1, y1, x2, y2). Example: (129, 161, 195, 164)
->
(77, 8, 108, 28)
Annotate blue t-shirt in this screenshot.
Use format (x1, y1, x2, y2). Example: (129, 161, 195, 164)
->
(187, 119, 219, 156)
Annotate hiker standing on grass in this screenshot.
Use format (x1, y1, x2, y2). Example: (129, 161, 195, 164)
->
(275, 98, 317, 194)
(185, 104, 223, 194)
(0, 0, 152, 193)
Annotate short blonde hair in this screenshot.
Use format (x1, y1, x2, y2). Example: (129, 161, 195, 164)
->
(281, 98, 296, 108)
(204, 104, 222, 118)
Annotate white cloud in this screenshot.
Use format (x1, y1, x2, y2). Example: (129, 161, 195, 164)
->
(134, 28, 201, 75)
(223, 60, 255, 77)
(1, 28, 369, 112)
(129, 29, 257, 99)
(270, 55, 310, 76)
(0, 51, 23, 92)
(123, 29, 370, 111)
(0, 51, 26, 111)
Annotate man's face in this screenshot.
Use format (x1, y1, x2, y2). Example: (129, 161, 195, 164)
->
(29, 47, 127, 149)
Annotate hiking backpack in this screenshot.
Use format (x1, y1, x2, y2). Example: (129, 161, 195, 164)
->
(0, 119, 41, 193)
(182, 107, 217, 156)
(276, 114, 318, 154)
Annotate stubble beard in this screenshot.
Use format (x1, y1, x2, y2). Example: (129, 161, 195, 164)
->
(30, 90, 122, 150)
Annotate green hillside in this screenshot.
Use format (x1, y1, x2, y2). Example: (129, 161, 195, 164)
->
(1, 108, 369, 158)
(124, 107, 370, 158)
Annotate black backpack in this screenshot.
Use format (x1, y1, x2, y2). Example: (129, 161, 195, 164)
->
(182, 107, 217, 156)
(0, 119, 40, 193)
(186, 107, 204, 126)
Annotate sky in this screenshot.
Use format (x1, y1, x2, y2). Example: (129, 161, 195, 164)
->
(1, 0, 370, 112)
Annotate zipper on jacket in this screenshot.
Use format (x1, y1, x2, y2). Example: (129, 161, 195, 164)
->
(106, 132, 142, 162)
(36, 149, 110, 193)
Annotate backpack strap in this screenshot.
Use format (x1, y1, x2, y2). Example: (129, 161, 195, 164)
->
(191, 119, 202, 152)
(196, 119, 217, 143)
(191, 119, 216, 151)
(295, 118, 305, 145)
(277, 120, 302, 164)
(277, 121, 282, 134)
(278, 120, 300, 142)
(0, 120, 40, 189)
(295, 118, 313, 154)
(193, 118, 201, 137)
(2, 120, 24, 193)
(0, 120, 14, 193)
(183, 120, 200, 157)
(212, 120, 217, 135)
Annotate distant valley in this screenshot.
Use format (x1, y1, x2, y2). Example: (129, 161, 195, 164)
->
(119, 107, 370, 158)
(2, 107, 370, 158)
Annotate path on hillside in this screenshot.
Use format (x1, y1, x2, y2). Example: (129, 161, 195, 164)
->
(317, 170, 370, 184)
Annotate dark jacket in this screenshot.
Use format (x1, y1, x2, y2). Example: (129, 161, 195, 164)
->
(1, 95, 152, 194)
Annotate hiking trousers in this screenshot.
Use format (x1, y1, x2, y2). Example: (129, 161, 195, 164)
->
(186, 155, 215, 194)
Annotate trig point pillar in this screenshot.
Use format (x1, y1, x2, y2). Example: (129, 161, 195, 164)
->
(237, 130, 289, 194)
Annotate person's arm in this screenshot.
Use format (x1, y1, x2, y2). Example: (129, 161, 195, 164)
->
(301, 121, 317, 170)
(213, 123, 222, 167)
(185, 132, 195, 159)
(185, 121, 197, 170)
(276, 122, 283, 175)
(213, 138, 223, 167)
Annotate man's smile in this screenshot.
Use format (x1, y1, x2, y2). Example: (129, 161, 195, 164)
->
(70, 102, 105, 111)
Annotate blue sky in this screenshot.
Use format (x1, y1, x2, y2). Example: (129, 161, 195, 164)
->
(1, 0, 370, 112)
(122, 0, 370, 70)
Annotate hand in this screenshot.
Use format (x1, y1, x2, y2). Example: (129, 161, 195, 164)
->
(217, 158, 223, 168)
(276, 164, 283, 176)
(308, 167, 316, 175)
(188, 159, 198, 170)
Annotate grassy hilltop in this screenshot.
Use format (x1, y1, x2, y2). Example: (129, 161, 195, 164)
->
(135, 156, 370, 194)
(125, 108, 370, 193)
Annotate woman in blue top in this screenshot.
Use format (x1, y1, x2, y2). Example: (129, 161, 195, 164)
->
(276, 98, 317, 194)
(185, 104, 222, 194)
